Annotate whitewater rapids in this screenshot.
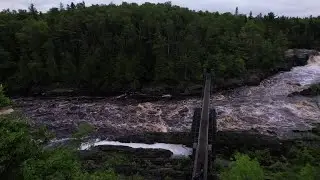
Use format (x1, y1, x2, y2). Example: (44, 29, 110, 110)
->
(14, 55, 320, 139)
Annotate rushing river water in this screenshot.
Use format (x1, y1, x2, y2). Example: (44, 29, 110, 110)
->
(15, 55, 320, 139)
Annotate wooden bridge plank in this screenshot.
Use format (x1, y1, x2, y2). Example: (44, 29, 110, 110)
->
(192, 74, 211, 180)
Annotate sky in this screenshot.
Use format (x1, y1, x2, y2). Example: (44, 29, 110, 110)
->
(0, 0, 319, 17)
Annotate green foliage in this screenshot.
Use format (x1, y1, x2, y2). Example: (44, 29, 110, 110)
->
(242, 146, 320, 180)
(298, 164, 318, 180)
(0, 84, 11, 107)
(78, 170, 118, 180)
(0, 114, 39, 179)
(221, 153, 264, 180)
(72, 122, 95, 139)
(0, 2, 304, 95)
(30, 125, 55, 144)
(103, 153, 130, 169)
(22, 147, 120, 180)
(0, 114, 128, 180)
(22, 148, 82, 180)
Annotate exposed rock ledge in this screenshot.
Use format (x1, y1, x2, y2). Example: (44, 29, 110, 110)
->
(288, 84, 320, 97)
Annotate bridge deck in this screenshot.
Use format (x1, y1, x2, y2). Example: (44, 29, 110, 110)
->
(191, 73, 217, 180)
(191, 108, 216, 179)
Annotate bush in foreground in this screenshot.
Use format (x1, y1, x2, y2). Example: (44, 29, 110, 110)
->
(0, 114, 135, 180)
(0, 114, 38, 179)
(220, 145, 320, 180)
(221, 153, 264, 180)
(0, 85, 11, 108)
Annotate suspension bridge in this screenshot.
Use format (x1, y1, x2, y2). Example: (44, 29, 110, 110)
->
(191, 72, 217, 180)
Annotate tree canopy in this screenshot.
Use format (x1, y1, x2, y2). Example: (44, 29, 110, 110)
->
(0, 2, 319, 95)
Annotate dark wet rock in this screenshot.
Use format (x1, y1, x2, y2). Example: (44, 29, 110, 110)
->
(78, 112, 86, 119)
(287, 82, 301, 86)
(43, 116, 56, 122)
(286, 124, 320, 149)
(178, 107, 189, 115)
(148, 110, 158, 115)
(182, 85, 203, 96)
(115, 131, 287, 157)
(76, 130, 296, 179)
(221, 78, 244, 89)
(267, 130, 277, 136)
(288, 84, 320, 97)
(79, 148, 175, 177)
(288, 89, 311, 97)
(45, 88, 76, 96)
(115, 132, 192, 145)
(70, 106, 79, 111)
(48, 104, 56, 108)
(216, 131, 284, 157)
(78, 145, 191, 179)
(285, 49, 318, 66)
(141, 86, 167, 95)
(246, 74, 261, 86)
(311, 124, 320, 136)
(97, 145, 172, 158)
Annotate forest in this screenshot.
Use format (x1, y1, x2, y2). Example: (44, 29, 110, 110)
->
(0, 2, 319, 95)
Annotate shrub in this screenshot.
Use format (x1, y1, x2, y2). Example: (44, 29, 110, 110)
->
(0, 114, 120, 180)
(22, 148, 82, 180)
(72, 122, 95, 139)
(0, 114, 39, 179)
(298, 164, 319, 180)
(0, 84, 11, 108)
(221, 153, 264, 180)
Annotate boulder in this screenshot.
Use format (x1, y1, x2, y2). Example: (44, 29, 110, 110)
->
(183, 85, 203, 96)
(288, 84, 320, 97)
(115, 131, 287, 157)
(285, 49, 319, 67)
(83, 145, 173, 158)
(245, 74, 261, 86)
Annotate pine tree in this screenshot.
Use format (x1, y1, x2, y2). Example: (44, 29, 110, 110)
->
(249, 11, 253, 19)
(235, 7, 239, 16)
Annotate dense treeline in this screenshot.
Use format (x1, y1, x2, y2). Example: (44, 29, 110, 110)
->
(0, 2, 319, 95)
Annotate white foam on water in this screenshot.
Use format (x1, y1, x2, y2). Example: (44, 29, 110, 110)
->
(0, 108, 14, 115)
(80, 140, 192, 157)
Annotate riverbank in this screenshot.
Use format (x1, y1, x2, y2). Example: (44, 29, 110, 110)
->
(76, 129, 320, 179)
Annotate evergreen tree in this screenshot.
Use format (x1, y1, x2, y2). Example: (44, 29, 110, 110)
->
(0, 2, 318, 95)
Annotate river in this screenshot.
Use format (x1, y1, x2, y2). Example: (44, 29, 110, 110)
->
(14, 55, 320, 140)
